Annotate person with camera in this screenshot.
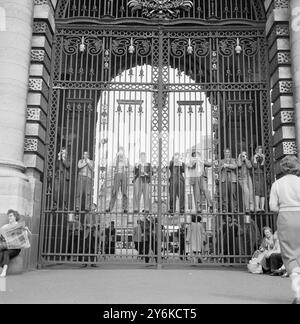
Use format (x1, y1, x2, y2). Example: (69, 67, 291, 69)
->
(252, 146, 266, 212)
(237, 150, 254, 214)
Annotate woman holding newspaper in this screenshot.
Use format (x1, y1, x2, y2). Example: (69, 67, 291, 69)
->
(0, 210, 31, 277)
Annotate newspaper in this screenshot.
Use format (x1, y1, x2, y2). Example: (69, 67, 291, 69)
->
(0, 221, 31, 250)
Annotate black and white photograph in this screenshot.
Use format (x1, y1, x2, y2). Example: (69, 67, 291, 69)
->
(0, 0, 300, 309)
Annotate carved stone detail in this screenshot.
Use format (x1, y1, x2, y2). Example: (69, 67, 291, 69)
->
(274, 0, 289, 9)
(24, 138, 38, 152)
(27, 108, 41, 121)
(279, 80, 293, 93)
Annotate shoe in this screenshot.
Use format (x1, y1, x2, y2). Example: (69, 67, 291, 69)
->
(270, 272, 279, 276)
(273, 269, 285, 276)
(292, 298, 300, 304)
(281, 272, 289, 278)
(168, 210, 174, 214)
(106, 209, 110, 213)
(123, 209, 128, 213)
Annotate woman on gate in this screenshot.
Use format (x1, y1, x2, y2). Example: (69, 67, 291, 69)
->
(269, 155, 300, 304)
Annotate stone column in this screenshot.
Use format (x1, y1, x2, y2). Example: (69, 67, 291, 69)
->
(290, 0, 300, 154)
(0, 0, 34, 223)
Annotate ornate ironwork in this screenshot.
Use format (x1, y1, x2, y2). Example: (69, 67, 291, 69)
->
(55, 0, 266, 23)
(41, 1, 275, 267)
(128, 0, 193, 19)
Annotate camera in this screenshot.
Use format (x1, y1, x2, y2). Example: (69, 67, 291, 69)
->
(257, 155, 263, 163)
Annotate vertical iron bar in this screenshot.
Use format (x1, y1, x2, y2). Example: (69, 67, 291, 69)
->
(156, 28, 164, 268)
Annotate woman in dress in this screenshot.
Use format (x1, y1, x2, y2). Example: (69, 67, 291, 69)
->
(269, 155, 300, 304)
(186, 215, 206, 263)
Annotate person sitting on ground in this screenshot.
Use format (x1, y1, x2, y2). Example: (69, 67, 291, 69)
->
(0, 210, 31, 277)
(258, 226, 277, 274)
(265, 231, 284, 275)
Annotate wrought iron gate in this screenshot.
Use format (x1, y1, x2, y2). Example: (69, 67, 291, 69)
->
(40, 0, 275, 266)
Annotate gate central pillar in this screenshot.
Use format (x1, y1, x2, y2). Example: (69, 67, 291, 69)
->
(0, 0, 34, 224)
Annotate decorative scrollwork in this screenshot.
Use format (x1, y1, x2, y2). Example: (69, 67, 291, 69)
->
(194, 39, 210, 57)
(112, 37, 152, 57)
(170, 39, 188, 58)
(240, 38, 258, 57)
(128, 0, 193, 19)
(218, 39, 236, 57)
(63, 36, 81, 55)
(63, 36, 103, 55)
(112, 38, 131, 56)
(134, 38, 152, 57)
(85, 37, 104, 55)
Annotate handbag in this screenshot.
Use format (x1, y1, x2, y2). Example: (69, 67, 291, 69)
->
(247, 250, 267, 274)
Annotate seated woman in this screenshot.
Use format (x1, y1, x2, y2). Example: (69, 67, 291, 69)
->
(0, 210, 30, 277)
(258, 227, 279, 274)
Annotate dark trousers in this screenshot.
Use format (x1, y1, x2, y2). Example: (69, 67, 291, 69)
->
(105, 242, 115, 255)
(221, 182, 237, 212)
(54, 171, 69, 209)
(144, 240, 157, 263)
(270, 253, 283, 272)
(134, 241, 144, 256)
(0, 249, 21, 267)
(169, 176, 185, 212)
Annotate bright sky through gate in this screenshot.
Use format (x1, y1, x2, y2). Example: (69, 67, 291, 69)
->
(96, 64, 212, 164)
(93, 64, 213, 202)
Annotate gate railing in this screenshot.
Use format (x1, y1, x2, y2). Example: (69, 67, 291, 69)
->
(40, 210, 276, 266)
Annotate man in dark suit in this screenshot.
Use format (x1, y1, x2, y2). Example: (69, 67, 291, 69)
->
(133, 152, 152, 213)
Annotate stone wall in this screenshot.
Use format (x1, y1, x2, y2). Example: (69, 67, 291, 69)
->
(23, 0, 56, 269)
(264, 0, 297, 175)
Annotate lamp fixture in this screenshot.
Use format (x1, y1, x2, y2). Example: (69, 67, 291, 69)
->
(235, 38, 242, 55)
(128, 38, 135, 54)
(187, 38, 193, 55)
(79, 36, 86, 52)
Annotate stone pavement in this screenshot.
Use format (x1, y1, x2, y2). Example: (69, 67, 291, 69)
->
(0, 265, 293, 304)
